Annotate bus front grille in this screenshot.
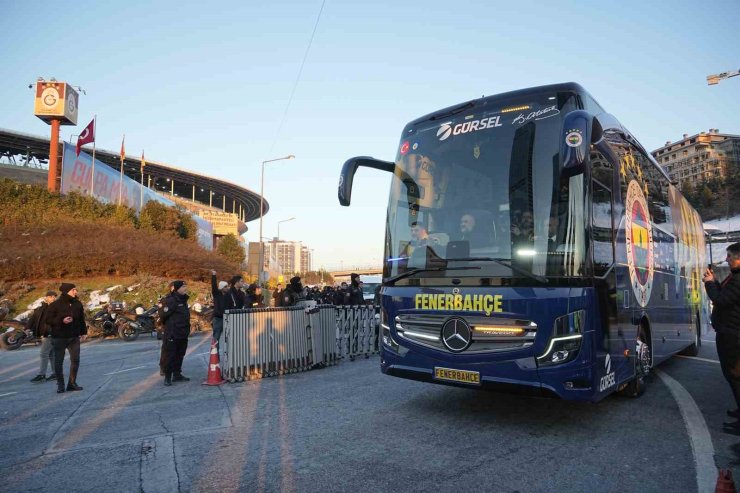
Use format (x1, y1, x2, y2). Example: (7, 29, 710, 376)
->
(394, 313, 537, 353)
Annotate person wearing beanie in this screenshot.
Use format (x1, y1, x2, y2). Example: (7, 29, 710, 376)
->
(227, 275, 247, 310)
(347, 273, 364, 305)
(281, 276, 305, 307)
(245, 283, 265, 308)
(46, 283, 87, 393)
(159, 280, 191, 386)
(210, 270, 230, 354)
(29, 291, 58, 383)
(158, 281, 175, 375)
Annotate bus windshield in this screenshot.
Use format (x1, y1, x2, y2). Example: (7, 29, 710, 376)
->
(385, 91, 587, 283)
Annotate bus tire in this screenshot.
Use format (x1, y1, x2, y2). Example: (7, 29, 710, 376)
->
(679, 314, 700, 357)
(620, 324, 651, 398)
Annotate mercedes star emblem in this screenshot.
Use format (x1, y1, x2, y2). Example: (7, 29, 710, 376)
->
(441, 317, 472, 352)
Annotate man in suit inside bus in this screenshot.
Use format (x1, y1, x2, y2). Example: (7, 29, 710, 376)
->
(703, 242, 740, 435)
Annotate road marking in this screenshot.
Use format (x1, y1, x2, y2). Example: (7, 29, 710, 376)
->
(0, 392, 18, 398)
(655, 369, 716, 493)
(140, 435, 180, 493)
(700, 339, 716, 344)
(104, 365, 148, 375)
(676, 355, 720, 364)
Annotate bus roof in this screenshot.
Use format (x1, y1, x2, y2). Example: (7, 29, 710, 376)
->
(405, 82, 674, 186)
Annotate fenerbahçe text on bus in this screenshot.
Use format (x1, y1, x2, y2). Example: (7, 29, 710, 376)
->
(338, 82, 707, 401)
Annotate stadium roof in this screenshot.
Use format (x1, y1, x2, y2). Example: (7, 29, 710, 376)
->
(0, 127, 267, 222)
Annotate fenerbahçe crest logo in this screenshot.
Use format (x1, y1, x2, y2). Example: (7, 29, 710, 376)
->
(625, 179, 654, 307)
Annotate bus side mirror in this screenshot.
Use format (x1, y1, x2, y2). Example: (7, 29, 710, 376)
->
(560, 110, 593, 177)
(338, 156, 395, 206)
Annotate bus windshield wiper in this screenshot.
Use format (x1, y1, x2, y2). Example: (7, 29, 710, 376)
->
(384, 266, 481, 286)
(448, 257, 549, 284)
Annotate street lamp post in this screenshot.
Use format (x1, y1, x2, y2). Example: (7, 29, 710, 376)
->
(277, 216, 296, 240)
(258, 155, 295, 284)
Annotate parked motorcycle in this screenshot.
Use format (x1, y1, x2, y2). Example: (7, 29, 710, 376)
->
(89, 301, 139, 342)
(0, 320, 35, 351)
(133, 304, 160, 337)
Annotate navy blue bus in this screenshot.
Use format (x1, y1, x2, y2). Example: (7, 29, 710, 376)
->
(338, 83, 707, 401)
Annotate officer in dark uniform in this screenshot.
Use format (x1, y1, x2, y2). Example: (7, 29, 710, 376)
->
(347, 273, 364, 305)
(282, 276, 305, 307)
(704, 242, 740, 435)
(245, 283, 265, 308)
(159, 280, 191, 386)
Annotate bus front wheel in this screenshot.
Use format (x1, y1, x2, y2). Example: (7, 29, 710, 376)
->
(620, 325, 651, 398)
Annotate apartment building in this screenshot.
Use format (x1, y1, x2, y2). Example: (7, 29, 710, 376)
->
(651, 129, 740, 190)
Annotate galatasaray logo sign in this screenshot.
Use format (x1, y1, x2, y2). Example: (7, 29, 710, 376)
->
(625, 180, 654, 307)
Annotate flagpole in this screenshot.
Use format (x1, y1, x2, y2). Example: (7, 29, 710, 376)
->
(118, 134, 125, 206)
(140, 150, 145, 210)
(90, 115, 97, 197)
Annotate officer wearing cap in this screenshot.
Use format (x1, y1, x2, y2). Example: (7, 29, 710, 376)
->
(347, 273, 364, 305)
(245, 283, 265, 308)
(159, 280, 191, 386)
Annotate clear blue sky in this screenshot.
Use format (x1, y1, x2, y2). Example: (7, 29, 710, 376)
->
(1, 0, 738, 269)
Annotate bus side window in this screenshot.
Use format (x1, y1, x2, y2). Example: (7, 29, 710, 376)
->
(592, 179, 614, 277)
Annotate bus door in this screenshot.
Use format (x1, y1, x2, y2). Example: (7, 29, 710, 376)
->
(591, 177, 623, 385)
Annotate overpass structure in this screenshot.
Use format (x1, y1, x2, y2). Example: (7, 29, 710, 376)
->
(0, 127, 267, 237)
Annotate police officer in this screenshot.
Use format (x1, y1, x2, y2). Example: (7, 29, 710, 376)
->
(703, 243, 740, 434)
(245, 283, 265, 308)
(159, 280, 191, 386)
(281, 276, 305, 307)
(347, 273, 364, 305)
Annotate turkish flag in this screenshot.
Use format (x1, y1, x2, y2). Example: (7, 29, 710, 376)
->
(76, 119, 95, 155)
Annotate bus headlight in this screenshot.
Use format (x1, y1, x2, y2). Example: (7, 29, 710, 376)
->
(381, 309, 399, 353)
(537, 310, 585, 366)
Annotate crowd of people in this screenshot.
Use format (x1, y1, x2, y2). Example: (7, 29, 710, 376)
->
(27, 271, 373, 391)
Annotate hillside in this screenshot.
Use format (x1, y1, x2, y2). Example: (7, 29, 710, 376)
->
(0, 178, 240, 282)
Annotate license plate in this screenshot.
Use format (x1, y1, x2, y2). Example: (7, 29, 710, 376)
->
(434, 367, 481, 385)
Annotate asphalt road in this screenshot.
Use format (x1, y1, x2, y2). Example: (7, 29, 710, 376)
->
(0, 332, 738, 493)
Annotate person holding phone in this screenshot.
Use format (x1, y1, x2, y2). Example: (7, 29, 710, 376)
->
(703, 243, 740, 435)
(47, 283, 87, 393)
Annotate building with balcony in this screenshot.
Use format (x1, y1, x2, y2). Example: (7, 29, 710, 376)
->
(651, 129, 740, 190)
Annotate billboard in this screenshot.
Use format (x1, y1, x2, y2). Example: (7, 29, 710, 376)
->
(61, 143, 214, 250)
(33, 81, 78, 125)
(198, 210, 239, 236)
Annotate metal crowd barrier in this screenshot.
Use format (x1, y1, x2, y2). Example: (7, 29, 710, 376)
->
(335, 305, 378, 361)
(221, 304, 378, 382)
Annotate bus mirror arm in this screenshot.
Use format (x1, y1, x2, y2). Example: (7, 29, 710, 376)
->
(338, 156, 395, 206)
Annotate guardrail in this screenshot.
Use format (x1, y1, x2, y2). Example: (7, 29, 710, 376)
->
(221, 305, 378, 382)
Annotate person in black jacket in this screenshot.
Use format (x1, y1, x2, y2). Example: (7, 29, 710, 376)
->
(159, 280, 191, 386)
(46, 283, 87, 393)
(703, 242, 740, 435)
(29, 291, 57, 383)
(210, 270, 229, 350)
(281, 276, 305, 307)
(227, 275, 247, 310)
(347, 273, 364, 305)
(245, 283, 265, 308)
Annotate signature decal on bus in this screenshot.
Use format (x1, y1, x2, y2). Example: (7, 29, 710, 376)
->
(512, 105, 560, 125)
(625, 179, 655, 307)
(414, 293, 503, 316)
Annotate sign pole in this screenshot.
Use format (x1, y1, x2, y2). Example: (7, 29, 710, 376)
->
(47, 119, 60, 192)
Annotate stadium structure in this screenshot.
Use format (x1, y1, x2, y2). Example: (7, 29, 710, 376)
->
(0, 127, 266, 248)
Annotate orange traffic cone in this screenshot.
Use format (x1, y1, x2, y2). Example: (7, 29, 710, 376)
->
(717, 468, 737, 493)
(202, 338, 225, 386)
